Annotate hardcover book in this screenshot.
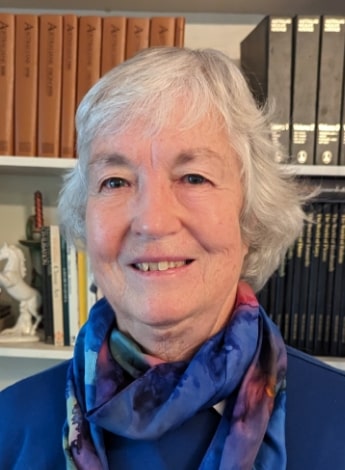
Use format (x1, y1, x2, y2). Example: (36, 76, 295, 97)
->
(38, 14, 63, 157)
(0, 14, 15, 156)
(290, 16, 321, 165)
(240, 16, 293, 163)
(125, 17, 150, 60)
(314, 16, 345, 165)
(101, 16, 126, 76)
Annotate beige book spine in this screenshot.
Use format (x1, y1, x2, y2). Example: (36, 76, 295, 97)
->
(101, 16, 127, 76)
(149, 16, 176, 46)
(125, 17, 150, 60)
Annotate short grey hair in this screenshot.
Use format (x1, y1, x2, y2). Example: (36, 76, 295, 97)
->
(58, 46, 312, 292)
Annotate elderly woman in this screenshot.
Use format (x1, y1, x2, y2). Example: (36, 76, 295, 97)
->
(1, 47, 345, 470)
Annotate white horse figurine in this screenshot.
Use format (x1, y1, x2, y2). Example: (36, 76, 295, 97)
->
(0, 243, 42, 342)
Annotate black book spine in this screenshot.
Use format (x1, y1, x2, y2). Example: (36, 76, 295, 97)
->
(282, 244, 295, 343)
(305, 203, 322, 354)
(40, 225, 54, 345)
(241, 15, 293, 162)
(290, 16, 321, 165)
(322, 203, 339, 355)
(289, 228, 304, 348)
(314, 16, 345, 166)
(313, 203, 331, 355)
(334, 203, 345, 355)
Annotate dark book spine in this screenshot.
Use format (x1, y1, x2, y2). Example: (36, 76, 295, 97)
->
(305, 203, 322, 354)
(273, 257, 287, 334)
(322, 203, 339, 355)
(240, 16, 293, 162)
(282, 244, 295, 343)
(289, 228, 304, 348)
(297, 210, 313, 351)
(314, 16, 345, 165)
(313, 203, 331, 355)
(40, 226, 54, 344)
(60, 235, 70, 346)
(290, 16, 321, 165)
(334, 203, 345, 355)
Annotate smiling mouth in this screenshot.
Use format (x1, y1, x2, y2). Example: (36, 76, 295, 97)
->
(133, 260, 193, 272)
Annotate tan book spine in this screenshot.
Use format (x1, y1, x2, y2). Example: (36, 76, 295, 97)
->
(76, 16, 102, 107)
(149, 17, 176, 47)
(101, 16, 126, 76)
(14, 14, 39, 156)
(60, 14, 78, 158)
(0, 14, 15, 156)
(38, 15, 63, 157)
(174, 17, 186, 47)
(125, 17, 150, 60)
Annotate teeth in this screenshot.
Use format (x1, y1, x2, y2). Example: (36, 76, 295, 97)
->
(135, 261, 187, 272)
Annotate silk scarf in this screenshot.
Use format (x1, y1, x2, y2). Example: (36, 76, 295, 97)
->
(63, 281, 287, 469)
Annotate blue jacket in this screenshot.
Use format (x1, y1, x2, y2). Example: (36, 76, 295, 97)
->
(1, 346, 345, 469)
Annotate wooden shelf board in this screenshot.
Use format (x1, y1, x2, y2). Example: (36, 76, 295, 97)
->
(0, 342, 73, 360)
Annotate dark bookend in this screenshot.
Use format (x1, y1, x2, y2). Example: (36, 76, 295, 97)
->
(149, 17, 176, 47)
(101, 16, 126, 76)
(0, 13, 15, 155)
(313, 202, 331, 355)
(38, 14, 63, 157)
(76, 16, 102, 107)
(125, 17, 150, 60)
(60, 14, 78, 158)
(290, 16, 321, 165)
(14, 14, 39, 156)
(305, 203, 323, 354)
(40, 226, 54, 344)
(314, 16, 345, 165)
(240, 16, 293, 163)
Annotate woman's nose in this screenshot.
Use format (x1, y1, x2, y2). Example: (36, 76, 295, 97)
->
(131, 182, 182, 238)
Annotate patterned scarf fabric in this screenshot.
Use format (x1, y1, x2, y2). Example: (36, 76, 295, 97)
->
(63, 281, 287, 469)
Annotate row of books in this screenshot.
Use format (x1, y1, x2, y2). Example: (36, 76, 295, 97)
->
(0, 13, 185, 159)
(40, 225, 100, 346)
(241, 15, 345, 167)
(258, 197, 345, 357)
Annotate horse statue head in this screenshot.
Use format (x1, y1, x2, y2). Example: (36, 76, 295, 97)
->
(0, 243, 26, 279)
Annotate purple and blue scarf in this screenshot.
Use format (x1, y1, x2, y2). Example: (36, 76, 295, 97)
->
(63, 281, 287, 469)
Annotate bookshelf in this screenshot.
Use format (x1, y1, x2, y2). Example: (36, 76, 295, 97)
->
(0, 2, 345, 390)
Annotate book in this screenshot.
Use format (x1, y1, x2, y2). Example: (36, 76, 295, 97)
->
(305, 203, 323, 353)
(314, 16, 345, 165)
(76, 16, 102, 107)
(40, 226, 54, 344)
(49, 225, 64, 346)
(240, 16, 293, 163)
(313, 202, 331, 354)
(37, 14, 63, 157)
(77, 249, 88, 328)
(174, 17, 185, 47)
(14, 14, 39, 156)
(149, 17, 176, 46)
(0, 13, 15, 156)
(290, 16, 321, 165)
(289, 226, 304, 348)
(322, 203, 339, 354)
(60, 14, 78, 158)
(66, 241, 79, 346)
(60, 235, 70, 346)
(125, 17, 150, 60)
(333, 203, 345, 355)
(282, 243, 295, 343)
(101, 16, 126, 76)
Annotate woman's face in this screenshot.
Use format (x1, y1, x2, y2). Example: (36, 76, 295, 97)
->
(86, 111, 248, 346)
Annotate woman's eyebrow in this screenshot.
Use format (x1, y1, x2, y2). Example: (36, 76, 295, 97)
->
(89, 152, 132, 169)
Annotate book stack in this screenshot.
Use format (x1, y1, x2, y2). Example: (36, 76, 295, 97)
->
(258, 196, 345, 357)
(0, 13, 185, 159)
(241, 15, 345, 166)
(40, 225, 101, 347)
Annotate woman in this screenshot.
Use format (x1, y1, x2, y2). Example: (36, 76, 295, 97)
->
(1, 47, 345, 470)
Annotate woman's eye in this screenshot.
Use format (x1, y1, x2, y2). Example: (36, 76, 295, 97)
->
(101, 177, 129, 190)
(183, 174, 208, 185)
